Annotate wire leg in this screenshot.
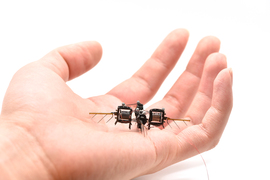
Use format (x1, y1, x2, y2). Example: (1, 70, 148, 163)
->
(183, 120, 187, 126)
(173, 120, 180, 129)
(143, 125, 148, 137)
(139, 120, 147, 137)
(167, 119, 172, 128)
(106, 114, 113, 123)
(98, 114, 107, 123)
(91, 114, 97, 119)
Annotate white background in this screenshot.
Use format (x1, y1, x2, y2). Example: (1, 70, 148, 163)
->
(0, 1, 269, 179)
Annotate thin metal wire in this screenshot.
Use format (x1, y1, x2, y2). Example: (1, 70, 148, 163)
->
(167, 117, 191, 122)
(166, 119, 172, 128)
(106, 114, 114, 123)
(91, 114, 97, 119)
(89, 112, 114, 123)
(89, 112, 113, 115)
(98, 114, 107, 123)
(173, 120, 180, 129)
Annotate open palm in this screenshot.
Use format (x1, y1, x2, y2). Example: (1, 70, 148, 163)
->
(0, 29, 232, 180)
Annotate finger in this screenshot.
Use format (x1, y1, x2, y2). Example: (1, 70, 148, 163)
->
(40, 41, 102, 81)
(107, 29, 189, 104)
(185, 53, 227, 125)
(149, 36, 221, 119)
(179, 68, 233, 154)
(149, 68, 233, 173)
(164, 53, 227, 132)
(199, 68, 233, 149)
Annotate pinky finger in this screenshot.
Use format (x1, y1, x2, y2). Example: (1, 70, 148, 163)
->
(177, 68, 233, 155)
(198, 68, 233, 150)
(152, 68, 233, 169)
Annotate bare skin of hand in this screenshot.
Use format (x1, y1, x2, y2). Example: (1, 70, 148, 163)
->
(0, 29, 233, 180)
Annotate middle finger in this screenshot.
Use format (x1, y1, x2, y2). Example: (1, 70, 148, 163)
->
(148, 36, 221, 123)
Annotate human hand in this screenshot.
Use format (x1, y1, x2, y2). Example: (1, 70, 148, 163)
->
(0, 29, 232, 180)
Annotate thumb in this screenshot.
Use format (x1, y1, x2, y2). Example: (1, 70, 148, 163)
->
(40, 41, 103, 81)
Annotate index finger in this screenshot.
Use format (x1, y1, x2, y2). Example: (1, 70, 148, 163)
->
(107, 29, 189, 104)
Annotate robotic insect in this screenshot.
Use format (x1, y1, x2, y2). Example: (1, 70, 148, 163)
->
(89, 101, 190, 131)
(89, 102, 209, 179)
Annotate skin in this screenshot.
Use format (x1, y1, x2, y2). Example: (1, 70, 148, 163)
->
(0, 29, 233, 180)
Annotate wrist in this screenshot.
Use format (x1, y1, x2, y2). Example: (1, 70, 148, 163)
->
(0, 119, 55, 180)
